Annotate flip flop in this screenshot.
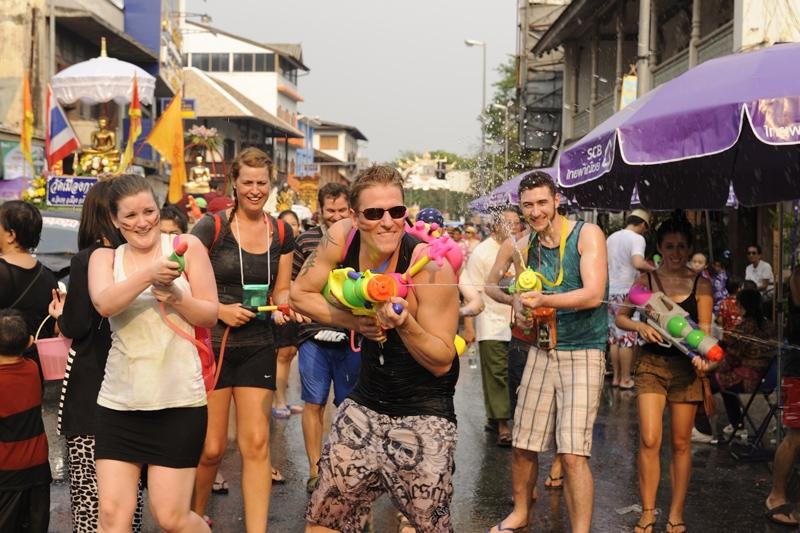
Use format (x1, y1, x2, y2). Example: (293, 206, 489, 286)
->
(271, 406, 291, 419)
(271, 467, 285, 484)
(496, 433, 513, 447)
(487, 520, 528, 532)
(306, 475, 319, 493)
(544, 474, 563, 490)
(211, 479, 229, 494)
(666, 520, 687, 533)
(765, 502, 799, 527)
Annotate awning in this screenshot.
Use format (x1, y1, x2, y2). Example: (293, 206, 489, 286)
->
(182, 68, 303, 138)
(55, 7, 158, 64)
(531, 0, 617, 56)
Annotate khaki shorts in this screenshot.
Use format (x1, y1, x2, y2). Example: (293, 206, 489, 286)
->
(512, 347, 605, 456)
(635, 352, 702, 402)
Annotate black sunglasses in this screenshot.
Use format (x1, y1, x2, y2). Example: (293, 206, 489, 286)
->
(359, 205, 407, 221)
(747, 251, 758, 255)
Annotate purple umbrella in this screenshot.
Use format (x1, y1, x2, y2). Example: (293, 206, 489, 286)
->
(558, 42, 800, 209)
(468, 167, 563, 213)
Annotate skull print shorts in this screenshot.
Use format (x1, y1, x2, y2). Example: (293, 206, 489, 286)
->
(305, 399, 457, 533)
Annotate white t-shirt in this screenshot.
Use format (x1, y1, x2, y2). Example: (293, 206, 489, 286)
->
(746, 260, 774, 295)
(461, 237, 512, 342)
(606, 228, 646, 295)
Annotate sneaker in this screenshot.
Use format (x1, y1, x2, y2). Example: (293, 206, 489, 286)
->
(691, 428, 714, 444)
(723, 424, 748, 438)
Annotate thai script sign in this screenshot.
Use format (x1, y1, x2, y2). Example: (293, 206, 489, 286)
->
(46, 176, 97, 207)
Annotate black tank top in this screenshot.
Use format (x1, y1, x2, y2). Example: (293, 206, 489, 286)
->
(642, 272, 701, 358)
(343, 231, 459, 423)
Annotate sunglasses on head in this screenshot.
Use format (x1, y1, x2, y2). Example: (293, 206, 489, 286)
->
(359, 205, 407, 221)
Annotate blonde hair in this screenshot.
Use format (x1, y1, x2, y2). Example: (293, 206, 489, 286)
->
(349, 165, 404, 210)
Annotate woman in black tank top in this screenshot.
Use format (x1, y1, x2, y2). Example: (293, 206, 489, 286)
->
(615, 213, 714, 533)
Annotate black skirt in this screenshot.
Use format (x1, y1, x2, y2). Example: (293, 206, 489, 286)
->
(95, 406, 207, 468)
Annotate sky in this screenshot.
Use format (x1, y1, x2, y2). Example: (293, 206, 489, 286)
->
(186, 0, 518, 163)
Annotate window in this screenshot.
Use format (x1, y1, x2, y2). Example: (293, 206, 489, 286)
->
(191, 53, 210, 70)
(255, 53, 275, 72)
(210, 53, 229, 72)
(320, 135, 338, 150)
(181, 53, 188, 67)
(279, 57, 298, 84)
(233, 53, 253, 72)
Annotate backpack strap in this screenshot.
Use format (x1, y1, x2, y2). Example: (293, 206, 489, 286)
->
(342, 227, 357, 263)
(267, 216, 286, 248)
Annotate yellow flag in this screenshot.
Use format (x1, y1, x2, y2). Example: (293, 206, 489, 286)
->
(119, 75, 142, 173)
(147, 91, 185, 203)
(20, 73, 34, 167)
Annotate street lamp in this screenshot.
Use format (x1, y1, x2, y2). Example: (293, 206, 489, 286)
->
(491, 103, 509, 182)
(464, 39, 486, 179)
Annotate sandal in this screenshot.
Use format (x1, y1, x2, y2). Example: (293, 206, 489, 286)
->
(306, 475, 319, 493)
(544, 474, 563, 490)
(289, 403, 304, 414)
(666, 520, 686, 533)
(765, 502, 799, 527)
(496, 433, 512, 448)
(271, 406, 291, 419)
(634, 508, 656, 533)
(271, 467, 285, 484)
(211, 478, 229, 495)
(487, 520, 528, 532)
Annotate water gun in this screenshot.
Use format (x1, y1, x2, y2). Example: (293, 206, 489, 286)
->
(506, 266, 543, 295)
(187, 195, 202, 221)
(405, 220, 463, 273)
(628, 284, 724, 362)
(168, 237, 189, 273)
(323, 268, 404, 316)
(242, 303, 291, 314)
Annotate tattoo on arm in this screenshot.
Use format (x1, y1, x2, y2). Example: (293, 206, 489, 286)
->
(298, 248, 318, 278)
(319, 233, 338, 250)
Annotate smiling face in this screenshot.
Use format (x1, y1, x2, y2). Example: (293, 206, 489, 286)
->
(519, 186, 560, 233)
(657, 232, 691, 271)
(352, 184, 406, 258)
(233, 164, 270, 215)
(112, 191, 160, 249)
(320, 194, 351, 228)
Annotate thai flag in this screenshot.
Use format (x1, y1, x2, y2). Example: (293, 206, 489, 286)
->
(45, 85, 79, 169)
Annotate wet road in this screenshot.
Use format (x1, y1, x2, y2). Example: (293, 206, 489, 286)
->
(45, 361, 792, 532)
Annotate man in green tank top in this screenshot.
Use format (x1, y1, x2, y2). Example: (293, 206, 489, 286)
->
(489, 171, 608, 533)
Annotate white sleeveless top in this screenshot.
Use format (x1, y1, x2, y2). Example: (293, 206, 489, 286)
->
(97, 234, 207, 411)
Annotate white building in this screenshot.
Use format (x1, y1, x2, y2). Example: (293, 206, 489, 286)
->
(179, 19, 307, 177)
(313, 120, 368, 182)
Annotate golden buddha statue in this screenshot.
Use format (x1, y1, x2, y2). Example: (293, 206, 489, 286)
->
(276, 184, 296, 212)
(184, 155, 211, 194)
(79, 117, 120, 172)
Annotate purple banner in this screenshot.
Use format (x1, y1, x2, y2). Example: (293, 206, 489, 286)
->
(558, 132, 616, 187)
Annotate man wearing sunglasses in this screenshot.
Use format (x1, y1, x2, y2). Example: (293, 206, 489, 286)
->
(291, 165, 460, 533)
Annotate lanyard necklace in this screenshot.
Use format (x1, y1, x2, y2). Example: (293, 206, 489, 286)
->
(534, 215, 568, 288)
(233, 213, 271, 287)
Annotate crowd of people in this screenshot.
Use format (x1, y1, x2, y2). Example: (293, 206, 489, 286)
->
(1, 151, 799, 533)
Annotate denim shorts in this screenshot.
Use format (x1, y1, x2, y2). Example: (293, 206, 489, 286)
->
(298, 339, 361, 406)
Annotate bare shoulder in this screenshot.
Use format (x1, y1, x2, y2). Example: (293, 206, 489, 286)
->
(578, 221, 604, 240)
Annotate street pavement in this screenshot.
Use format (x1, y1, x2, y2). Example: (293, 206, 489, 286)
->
(45, 360, 793, 532)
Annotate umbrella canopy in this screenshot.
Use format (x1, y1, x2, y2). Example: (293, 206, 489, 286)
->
(468, 168, 557, 213)
(52, 55, 156, 106)
(558, 42, 800, 210)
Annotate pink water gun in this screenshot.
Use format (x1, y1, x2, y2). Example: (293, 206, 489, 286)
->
(405, 221, 463, 273)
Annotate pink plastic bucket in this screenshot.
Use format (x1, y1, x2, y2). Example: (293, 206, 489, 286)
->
(35, 316, 72, 381)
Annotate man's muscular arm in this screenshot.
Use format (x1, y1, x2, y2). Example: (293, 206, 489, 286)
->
(521, 223, 607, 311)
(289, 219, 361, 331)
(376, 246, 460, 377)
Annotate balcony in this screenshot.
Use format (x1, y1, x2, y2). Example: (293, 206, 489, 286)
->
(653, 21, 734, 88)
